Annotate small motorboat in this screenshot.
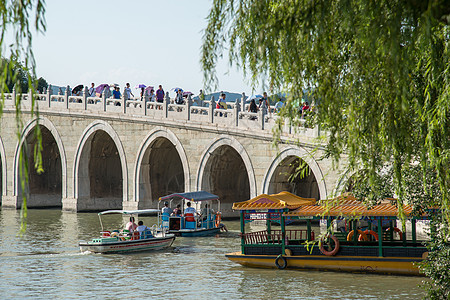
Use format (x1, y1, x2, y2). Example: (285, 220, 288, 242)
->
(79, 209, 175, 254)
(158, 191, 227, 237)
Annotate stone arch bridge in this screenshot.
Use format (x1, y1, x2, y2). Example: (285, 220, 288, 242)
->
(0, 87, 346, 216)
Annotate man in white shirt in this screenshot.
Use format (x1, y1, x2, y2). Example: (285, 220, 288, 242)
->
(124, 82, 134, 100)
(136, 220, 153, 238)
(184, 201, 197, 215)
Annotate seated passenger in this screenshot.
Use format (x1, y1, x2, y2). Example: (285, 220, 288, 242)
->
(136, 220, 153, 238)
(171, 204, 182, 216)
(200, 204, 215, 221)
(184, 201, 197, 216)
(125, 216, 138, 232)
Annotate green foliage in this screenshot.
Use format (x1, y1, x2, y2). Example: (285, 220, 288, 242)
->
(202, 2, 449, 296)
(419, 216, 450, 299)
(1, 1, 46, 234)
(202, 0, 449, 226)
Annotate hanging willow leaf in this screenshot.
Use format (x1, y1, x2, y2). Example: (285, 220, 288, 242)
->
(1, 1, 46, 234)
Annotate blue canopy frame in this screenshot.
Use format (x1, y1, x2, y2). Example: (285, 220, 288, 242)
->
(159, 191, 219, 202)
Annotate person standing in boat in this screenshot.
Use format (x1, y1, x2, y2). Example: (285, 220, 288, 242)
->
(162, 202, 173, 215)
(125, 216, 138, 232)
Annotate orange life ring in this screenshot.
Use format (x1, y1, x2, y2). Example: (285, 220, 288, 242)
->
(362, 230, 379, 241)
(385, 227, 403, 240)
(320, 234, 340, 256)
(347, 230, 368, 241)
(215, 213, 221, 227)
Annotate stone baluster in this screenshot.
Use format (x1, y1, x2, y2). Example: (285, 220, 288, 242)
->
(102, 88, 107, 112)
(122, 89, 127, 113)
(12, 86, 16, 106)
(83, 86, 88, 110)
(47, 84, 52, 107)
(28, 88, 33, 108)
(143, 90, 149, 116)
(64, 85, 70, 109)
(234, 101, 240, 127)
(259, 105, 267, 130)
(186, 94, 192, 120)
(163, 92, 170, 118)
(209, 96, 215, 123)
(241, 92, 246, 112)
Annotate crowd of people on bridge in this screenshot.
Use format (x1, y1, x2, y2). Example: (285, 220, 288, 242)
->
(53, 82, 313, 118)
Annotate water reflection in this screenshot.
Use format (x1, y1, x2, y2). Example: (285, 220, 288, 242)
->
(0, 209, 425, 299)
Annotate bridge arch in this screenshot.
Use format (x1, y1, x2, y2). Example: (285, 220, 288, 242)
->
(13, 117, 67, 207)
(73, 120, 127, 210)
(134, 127, 190, 206)
(262, 146, 327, 200)
(0, 136, 6, 200)
(196, 136, 257, 212)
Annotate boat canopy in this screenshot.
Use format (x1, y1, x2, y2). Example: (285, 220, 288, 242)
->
(98, 209, 160, 216)
(232, 191, 316, 211)
(159, 191, 219, 202)
(285, 196, 429, 219)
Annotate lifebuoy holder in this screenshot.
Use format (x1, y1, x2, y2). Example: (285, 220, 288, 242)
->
(275, 254, 287, 269)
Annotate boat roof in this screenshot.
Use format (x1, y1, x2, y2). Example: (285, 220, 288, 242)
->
(285, 196, 427, 219)
(98, 209, 160, 216)
(159, 191, 219, 202)
(232, 191, 316, 211)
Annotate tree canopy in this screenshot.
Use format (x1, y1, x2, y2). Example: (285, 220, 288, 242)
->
(202, 0, 449, 222)
(202, 1, 449, 295)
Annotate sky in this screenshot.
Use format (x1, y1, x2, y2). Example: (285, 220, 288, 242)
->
(30, 0, 258, 95)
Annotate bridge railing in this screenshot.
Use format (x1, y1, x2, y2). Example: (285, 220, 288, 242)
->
(3, 85, 320, 138)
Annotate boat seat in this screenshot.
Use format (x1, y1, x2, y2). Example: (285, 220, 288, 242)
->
(185, 213, 196, 229)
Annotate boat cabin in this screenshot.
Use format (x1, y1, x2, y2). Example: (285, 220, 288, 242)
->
(158, 191, 224, 236)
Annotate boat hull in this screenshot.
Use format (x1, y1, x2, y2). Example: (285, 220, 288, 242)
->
(79, 235, 175, 254)
(170, 225, 222, 237)
(226, 252, 424, 276)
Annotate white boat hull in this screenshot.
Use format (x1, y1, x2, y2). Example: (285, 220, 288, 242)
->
(79, 234, 175, 254)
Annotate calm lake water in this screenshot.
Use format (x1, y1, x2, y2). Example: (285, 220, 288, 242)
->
(0, 209, 426, 299)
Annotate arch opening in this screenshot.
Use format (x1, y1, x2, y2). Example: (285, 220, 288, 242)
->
(267, 156, 320, 200)
(139, 137, 184, 207)
(18, 125, 62, 208)
(77, 130, 123, 211)
(200, 145, 250, 214)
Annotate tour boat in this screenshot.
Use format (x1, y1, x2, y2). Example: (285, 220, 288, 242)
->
(79, 209, 175, 254)
(158, 191, 226, 237)
(226, 192, 429, 276)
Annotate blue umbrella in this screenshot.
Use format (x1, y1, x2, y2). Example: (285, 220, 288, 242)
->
(246, 94, 263, 102)
(135, 84, 146, 89)
(172, 87, 183, 93)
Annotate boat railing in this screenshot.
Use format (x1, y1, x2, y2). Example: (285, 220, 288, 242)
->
(243, 229, 314, 245)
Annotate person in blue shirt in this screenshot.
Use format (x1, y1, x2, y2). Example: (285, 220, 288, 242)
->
(162, 202, 173, 215)
(112, 87, 121, 99)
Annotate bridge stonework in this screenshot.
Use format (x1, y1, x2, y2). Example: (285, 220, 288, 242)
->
(0, 89, 347, 216)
